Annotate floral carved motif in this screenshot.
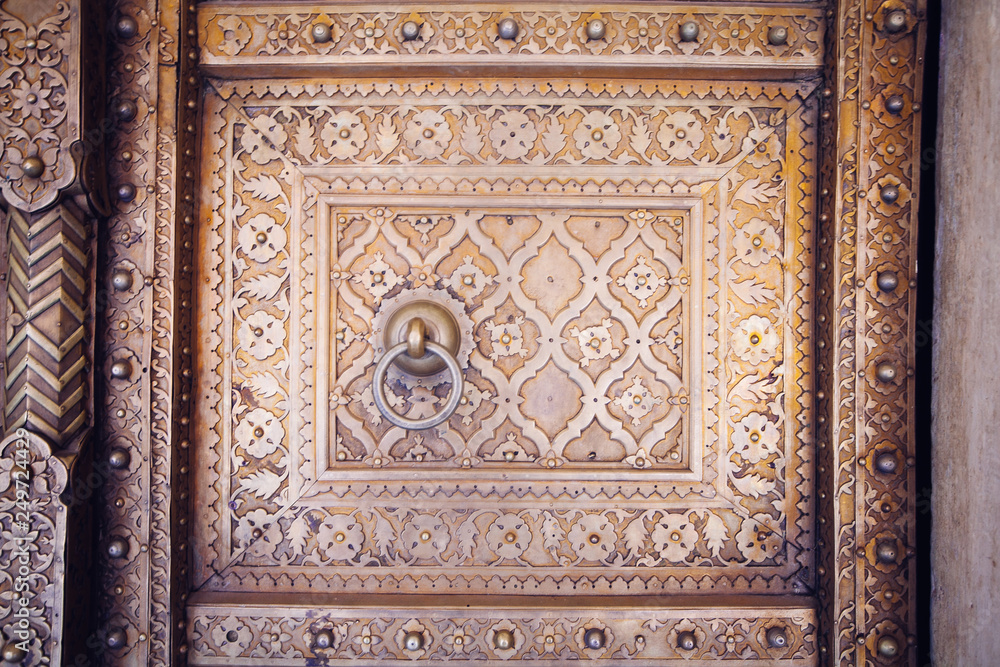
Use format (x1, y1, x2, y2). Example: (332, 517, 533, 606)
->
(0, 432, 68, 665)
(187, 603, 818, 663)
(0, 0, 922, 662)
(0, 2, 79, 212)
(197, 6, 824, 73)
(90, 0, 202, 662)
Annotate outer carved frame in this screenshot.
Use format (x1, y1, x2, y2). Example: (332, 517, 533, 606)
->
(0, 0, 926, 665)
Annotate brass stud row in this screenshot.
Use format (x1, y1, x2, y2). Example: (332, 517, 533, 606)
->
(309, 624, 791, 653)
(309, 17, 796, 46)
(866, 6, 913, 660)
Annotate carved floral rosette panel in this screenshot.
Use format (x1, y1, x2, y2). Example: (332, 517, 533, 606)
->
(191, 77, 817, 611)
(188, 597, 818, 664)
(196, 3, 825, 73)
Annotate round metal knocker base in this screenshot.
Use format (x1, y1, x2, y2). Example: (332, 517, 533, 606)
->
(382, 300, 461, 376)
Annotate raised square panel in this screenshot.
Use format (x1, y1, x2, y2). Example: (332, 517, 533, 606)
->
(193, 77, 817, 601)
(325, 199, 697, 477)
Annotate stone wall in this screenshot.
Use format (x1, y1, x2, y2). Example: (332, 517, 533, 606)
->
(932, 1, 1000, 664)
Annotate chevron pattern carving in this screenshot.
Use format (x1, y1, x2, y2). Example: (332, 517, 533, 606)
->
(4, 203, 91, 446)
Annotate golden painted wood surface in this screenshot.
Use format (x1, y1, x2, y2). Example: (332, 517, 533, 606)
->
(0, 0, 926, 665)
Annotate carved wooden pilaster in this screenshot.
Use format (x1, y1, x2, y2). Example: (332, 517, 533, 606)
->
(0, 0, 106, 663)
(92, 0, 199, 663)
(816, 0, 926, 663)
(3, 202, 91, 443)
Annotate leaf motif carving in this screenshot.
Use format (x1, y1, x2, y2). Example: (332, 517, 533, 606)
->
(287, 514, 311, 558)
(375, 117, 399, 156)
(459, 115, 484, 157)
(540, 117, 566, 159)
(240, 468, 282, 500)
(629, 116, 652, 156)
(243, 372, 283, 398)
(703, 511, 728, 559)
(730, 279, 777, 306)
(622, 514, 655, 566)
(243, 272, 286, 301)
(370, 510, 397, 561)
(730, 473, 776, 499)
(452, 515, 479, 563)
(731, 176, 782, 206)
(244, 175, 283, 202)
(294, 116, 316, 158)
(540, 510, 566, 562)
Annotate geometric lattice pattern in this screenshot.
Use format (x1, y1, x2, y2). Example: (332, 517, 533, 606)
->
(332, 204, 689, 471)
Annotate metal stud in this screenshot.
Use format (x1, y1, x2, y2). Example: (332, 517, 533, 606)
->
(677, 631, 697, 651)
(311, 23, 332, 43)
(106, 628, 127, 649)
(875, 539, 898, 564)
(767, 26, 788, 45)
(586, 19, 606, 41)
(766, 626, 788, 648)
(884, 10, 907, 34)
(401, 20, 421, 41)
(109, 448, 131, 470)
(107, 537, 129, 559)
(112, 268, 134, 291)
(117, 99, 138, 122)
(494, 629, 515, 650)
(877, 635, 900, 657)
(117, 183, 137, 202)
(875, 362, 897, 383)
(314, 629, 334, 649)
(875, 451, 898, 474)
(880, 184, 900, 204)
(21, 156, 44, 179)
(583, 628, 605, 650)
(679, 21, 699, 42)
(497, 17, 519, 40)
(110, 360, 133, 380)
(403, 631, 424, 651)
(116, 15, 139, 39)
(1, 643, 27, 664)
(876, 270, 899, 292)
(885, 95, 905, 115)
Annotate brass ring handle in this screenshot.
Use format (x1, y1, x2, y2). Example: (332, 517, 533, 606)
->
(406, 317, 426, 359)
(372, 332, 464, 430)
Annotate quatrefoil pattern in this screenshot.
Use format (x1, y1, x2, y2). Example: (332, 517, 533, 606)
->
(333, 205, 686, 471)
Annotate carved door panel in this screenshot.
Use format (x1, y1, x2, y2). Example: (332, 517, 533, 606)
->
(188, 4, 822, 664)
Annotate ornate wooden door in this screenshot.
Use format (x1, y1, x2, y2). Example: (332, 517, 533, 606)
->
(187, 4, 820, 664)
(0, 0, 926, 665)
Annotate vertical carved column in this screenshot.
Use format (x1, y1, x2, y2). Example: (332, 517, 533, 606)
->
(93, 0, 198, 663)
(817, 0, 925, 664)
(0, 0, 106, 663)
